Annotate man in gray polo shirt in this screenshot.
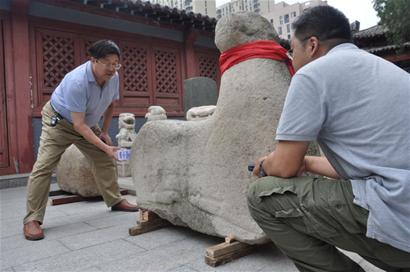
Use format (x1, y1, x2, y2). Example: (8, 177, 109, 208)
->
(248, 6, 410, 272)
(23, 40, 138, 241)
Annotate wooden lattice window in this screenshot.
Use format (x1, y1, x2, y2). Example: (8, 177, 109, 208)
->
(122, 44, 149, 94)
(198, 54, 219, 82)
(41, 33, 75, 90)
(154, 49, 178, 95)
(84, 39, 98, 60)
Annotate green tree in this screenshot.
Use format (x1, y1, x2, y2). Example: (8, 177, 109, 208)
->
(373, 0, 410, 47)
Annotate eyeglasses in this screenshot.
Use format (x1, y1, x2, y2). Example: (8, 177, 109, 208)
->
(96, 59, 122, 71)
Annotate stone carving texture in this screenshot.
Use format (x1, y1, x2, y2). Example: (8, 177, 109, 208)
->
(116, 113, 137, 149)
(131, 12, 292, 244)
(186, 105, 216, 121)
(56, 145, 100, 197)
(116, 113, 137, 177)
(145, 106, 167, 122)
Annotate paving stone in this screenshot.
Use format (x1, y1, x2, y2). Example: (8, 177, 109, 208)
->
(1, 240, 70, 269)
(1, 222, 95, 252)
(58, 224, 131, 250)
(80, 266, 103, 272)
(3, 181, 386, 272)
(85, 211, 137, 229)
(1, 217, 23, 238)
(13, 239, 145, 272)
(50, 201, 109, 216)
(124, 226, 198, 250)
(167, 265, 200, 272)
(97, 238, 213, 272)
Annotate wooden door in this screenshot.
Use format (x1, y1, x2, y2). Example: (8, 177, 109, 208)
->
(0, 19, 10, 170)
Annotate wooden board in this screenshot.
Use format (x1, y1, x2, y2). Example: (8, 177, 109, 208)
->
(49, 189, 128, 205)
(128, 210, 169, 236)
(205, 237, 257, 267)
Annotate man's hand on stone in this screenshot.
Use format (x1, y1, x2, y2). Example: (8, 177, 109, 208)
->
(100, 132, 113, 146)
(252, 155, 267, 178)
(105, 145, 120, 160)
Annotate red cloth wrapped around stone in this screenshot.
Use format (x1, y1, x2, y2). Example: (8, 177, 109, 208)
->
(219, 40, 295, 76)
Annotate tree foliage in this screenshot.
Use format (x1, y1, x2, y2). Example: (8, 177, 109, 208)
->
(373, 0, 410, 46)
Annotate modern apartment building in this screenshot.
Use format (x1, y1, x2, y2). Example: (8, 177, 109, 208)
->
(263, 0, 328, 39)
(148, 0, 216, 18)
(216, 0, 275, 19)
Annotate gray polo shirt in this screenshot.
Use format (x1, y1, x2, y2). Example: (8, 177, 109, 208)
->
(276, 43, 410, 252)
(51, 61, 119, 127)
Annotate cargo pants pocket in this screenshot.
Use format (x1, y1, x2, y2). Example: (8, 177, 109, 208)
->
(257, 185, 304, 218)
(257, 181, 338, 239)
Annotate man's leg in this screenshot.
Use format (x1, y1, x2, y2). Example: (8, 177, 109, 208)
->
(74, 135, 123, 208)
(24, 102, 73, 238)
(247, 176, 362, 272)
(247, 176, 410, 272)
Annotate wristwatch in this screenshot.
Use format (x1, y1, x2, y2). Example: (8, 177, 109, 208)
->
(258, 159, 267, 178)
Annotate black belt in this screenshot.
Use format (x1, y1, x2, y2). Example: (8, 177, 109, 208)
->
(49, 102, 64, 127)
(50, 102, 64, 120)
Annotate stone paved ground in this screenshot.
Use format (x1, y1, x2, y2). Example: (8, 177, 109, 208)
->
(0, 179, 384, 272)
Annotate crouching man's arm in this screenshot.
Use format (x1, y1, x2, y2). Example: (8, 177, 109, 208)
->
(252, 141, 340, 179)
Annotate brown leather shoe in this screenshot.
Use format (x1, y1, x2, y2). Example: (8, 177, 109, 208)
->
(23, 221, 44, 241)
(111, 199, 139, 212)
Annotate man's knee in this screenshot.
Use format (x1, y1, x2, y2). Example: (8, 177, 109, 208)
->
(247, 177, 283, 219)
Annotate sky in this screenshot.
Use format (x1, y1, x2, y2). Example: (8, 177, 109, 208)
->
(215, 0, 380, 30)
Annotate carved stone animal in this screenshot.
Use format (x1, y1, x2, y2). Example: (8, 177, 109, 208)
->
(130, 12, 292, 244)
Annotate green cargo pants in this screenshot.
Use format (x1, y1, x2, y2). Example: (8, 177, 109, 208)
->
(24, 101, 122, 224)
(247, 176, 410, 272)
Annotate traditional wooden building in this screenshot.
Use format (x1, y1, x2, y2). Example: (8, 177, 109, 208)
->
(354, 25, 410, 72)
(0, 0, 220, 175)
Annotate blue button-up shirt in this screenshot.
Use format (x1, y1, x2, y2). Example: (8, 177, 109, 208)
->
(51, 61, 119, 127)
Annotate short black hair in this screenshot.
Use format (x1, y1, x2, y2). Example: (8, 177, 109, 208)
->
(88, 40, 121, 59)
(292, 5, 352, 43)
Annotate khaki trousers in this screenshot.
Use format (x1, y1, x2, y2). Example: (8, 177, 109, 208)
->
(247, 176, 410, 272)
(24, 101, 122, 224)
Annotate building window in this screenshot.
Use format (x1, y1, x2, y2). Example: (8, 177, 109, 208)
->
(278, 26, 282, 35)
(284, 14, 289, 24)
(270, 19, 273, 24)
(288, 34, 291, 39)
(286, 24, 290, 33)
(279, 15, 283, 25)
(291, 11, 297, 17)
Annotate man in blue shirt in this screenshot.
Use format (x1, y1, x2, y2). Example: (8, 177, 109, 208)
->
(248, 6, 410, 271)
(23, 40, 138, 241)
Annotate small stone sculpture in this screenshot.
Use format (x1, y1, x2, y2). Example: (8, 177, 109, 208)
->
(186, 105, 216, 121)
(145, 106, 167, 121)
(116, 113, 137, 177)
(116, 113, 137, 149)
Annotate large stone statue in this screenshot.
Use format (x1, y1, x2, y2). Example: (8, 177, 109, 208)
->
(130, 12, 292, 244)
